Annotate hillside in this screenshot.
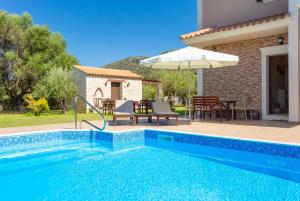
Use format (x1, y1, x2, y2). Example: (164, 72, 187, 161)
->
(101, 56, 153, 79)
(101, 56, 197, 100)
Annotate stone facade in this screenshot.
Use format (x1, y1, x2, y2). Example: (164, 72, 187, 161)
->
(197, 33, 288, 114)
(74, 69, 143, 112)
(85, 76, 142, 106)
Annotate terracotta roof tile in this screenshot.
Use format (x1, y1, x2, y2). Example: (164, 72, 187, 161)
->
(181, 13, 289, 40)
(74, 65, 143, 79)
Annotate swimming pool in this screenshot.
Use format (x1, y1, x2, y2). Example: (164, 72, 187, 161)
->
(0, 129, 299, 201)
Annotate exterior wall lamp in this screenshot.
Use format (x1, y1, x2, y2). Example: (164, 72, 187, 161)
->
(105, 81, 108, 87)
(277, 36, 284, 45)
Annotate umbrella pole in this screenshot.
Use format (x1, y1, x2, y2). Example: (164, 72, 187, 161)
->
(188, 60, 191, 124)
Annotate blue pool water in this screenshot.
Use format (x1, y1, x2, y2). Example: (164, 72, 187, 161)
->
(0, 130, 300, 201)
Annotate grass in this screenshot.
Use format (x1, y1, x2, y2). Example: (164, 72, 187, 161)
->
(0, 107, 186, 128)
(0, 110, 112, 128)
(174, 106, 186, 116)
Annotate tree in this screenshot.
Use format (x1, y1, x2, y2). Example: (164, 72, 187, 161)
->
(173, 70, 197, 102)
(149, 70, 196, 102)
(142, 84, 156, 100)
(0, 11, 77, 110)
(33, 68, 76, 113)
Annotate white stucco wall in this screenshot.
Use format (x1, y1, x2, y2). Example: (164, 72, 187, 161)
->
(201, 0, 288, 28)
(288, 0, 300, 122)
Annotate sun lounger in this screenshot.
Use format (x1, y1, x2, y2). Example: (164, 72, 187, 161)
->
(151, 102, 179, 126)
(113, 100, 135, 126)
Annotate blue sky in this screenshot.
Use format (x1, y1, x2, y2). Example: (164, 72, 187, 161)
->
(1, 0, 196, 66)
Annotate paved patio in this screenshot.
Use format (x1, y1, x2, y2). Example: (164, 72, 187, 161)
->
(0, 119, 300, 145)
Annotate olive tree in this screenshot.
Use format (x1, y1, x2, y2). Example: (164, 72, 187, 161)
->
(33, 68, 76, 113)
(0, 11, 77, 110)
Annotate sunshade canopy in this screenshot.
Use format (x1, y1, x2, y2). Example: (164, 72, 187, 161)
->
(140, 46, 239, 123)
(140, 47, 239, 69)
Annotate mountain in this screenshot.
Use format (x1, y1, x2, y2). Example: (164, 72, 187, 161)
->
(101, 56, 153, 79)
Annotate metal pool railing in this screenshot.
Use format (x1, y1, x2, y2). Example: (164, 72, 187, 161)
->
(74, 95, 106, 130)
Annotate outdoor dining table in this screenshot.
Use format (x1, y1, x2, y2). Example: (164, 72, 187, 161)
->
(102, 100, 116, 114)
(139, 100, 152, 114)
(219, 99, 237, 121)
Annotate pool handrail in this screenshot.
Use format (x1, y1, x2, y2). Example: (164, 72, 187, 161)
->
(74, 95, 106, 130)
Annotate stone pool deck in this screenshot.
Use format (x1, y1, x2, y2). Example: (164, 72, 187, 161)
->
(0, 119, 300, 145)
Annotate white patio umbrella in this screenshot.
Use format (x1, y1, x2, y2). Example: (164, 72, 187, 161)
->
(140, 47, 239, 122)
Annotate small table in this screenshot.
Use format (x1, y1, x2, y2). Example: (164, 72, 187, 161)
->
(134, 114, 153, 124)
(220, 100, 237, 121)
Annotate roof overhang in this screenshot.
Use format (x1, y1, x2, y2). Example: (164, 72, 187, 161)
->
(142, 79, 161, 85)
(73, 65, 143, 80)
(181, 16, 290, 48)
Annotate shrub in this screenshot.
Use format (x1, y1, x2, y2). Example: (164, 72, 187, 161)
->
(25, 95, 50, 116)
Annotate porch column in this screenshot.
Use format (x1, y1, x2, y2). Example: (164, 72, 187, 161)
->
(197, 0, 203, 30)
(288, 0, 300, 122)
(197, 69, 204, 96)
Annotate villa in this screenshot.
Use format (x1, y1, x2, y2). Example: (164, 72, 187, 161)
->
(1, 1, 300, 200)
(73, 65, 143, 112)
(181, 0, 300, 122)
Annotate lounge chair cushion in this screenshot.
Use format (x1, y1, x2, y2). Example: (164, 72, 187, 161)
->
(114, 100, 134, 114)
(152, 102, 179, 116)
(114, 112, 133, 116)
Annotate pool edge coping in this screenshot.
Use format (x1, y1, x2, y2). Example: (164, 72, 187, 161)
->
(0, 128, 300, 148)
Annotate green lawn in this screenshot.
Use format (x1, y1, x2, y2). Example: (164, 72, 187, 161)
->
(174, 106, 186, 116)
(0, 110, 112, 128)
(0, 107, 186, 128)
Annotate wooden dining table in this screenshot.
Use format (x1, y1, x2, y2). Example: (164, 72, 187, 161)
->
(219, 99, 237, 121)
(139, 100, 152, 114)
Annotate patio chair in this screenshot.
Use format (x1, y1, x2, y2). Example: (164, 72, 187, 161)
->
(103, 100, 115, 114)
(113, 100, 135, 126)
(206, 96, 223, 120)
(152, 102, 179, 126)
(93, 97, 103, 110)
(192, 96, 223, 121)
(231, 96, 254, 120)
(133, 101, 140, 113)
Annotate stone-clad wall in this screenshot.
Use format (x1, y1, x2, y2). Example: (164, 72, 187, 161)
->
(86, 76, 112, 105)
(121, 79, 143, 101)
(85, 76, 142, 111)
(197, 33, 288, 114)
(74, 69, 143, 112)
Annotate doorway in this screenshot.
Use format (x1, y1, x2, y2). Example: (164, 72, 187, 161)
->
(268, 54, 288, 115)
(261, 45, 288, 121)
(111, 82, 121, 100)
